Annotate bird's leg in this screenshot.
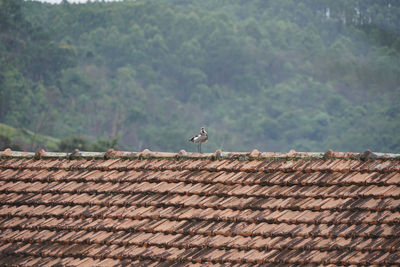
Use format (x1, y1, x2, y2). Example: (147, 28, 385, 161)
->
(199, 144, 202, 153)
(197, 144, 200, 153)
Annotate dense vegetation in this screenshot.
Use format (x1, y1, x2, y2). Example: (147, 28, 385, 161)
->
(1, 0, 399, 153)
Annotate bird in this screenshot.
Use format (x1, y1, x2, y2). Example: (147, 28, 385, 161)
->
(189, 127, 208, 153)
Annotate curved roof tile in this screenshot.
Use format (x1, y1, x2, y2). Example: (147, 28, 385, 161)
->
(0, 149, 399, 265)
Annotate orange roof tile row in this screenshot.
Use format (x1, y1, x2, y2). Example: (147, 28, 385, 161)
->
(1, 191, 399, 213)
(0, 214, 399, 242)
(1, 178, 399, 199)
(2, 203, 399, 226)
(0, 149, 399, 265)
(1, 168, 399, 186)
(1, 223, 398, 251)
(1, 157, 400, 174)
(0, 240, 398, 265)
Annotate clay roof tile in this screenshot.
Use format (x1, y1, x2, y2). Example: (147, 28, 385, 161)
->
(0, 150, 399, 265)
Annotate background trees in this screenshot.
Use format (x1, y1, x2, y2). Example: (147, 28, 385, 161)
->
(1, 0, 399, 153)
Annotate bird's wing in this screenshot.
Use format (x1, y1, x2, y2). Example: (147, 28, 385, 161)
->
(189, 134, 199, 142)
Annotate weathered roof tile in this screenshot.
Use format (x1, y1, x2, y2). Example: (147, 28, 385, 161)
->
(0, 149, 399, 264)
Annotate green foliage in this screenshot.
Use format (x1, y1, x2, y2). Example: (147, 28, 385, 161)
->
(0, 123, 59, 151)
(57, 135, 119, 152)
(0, 135, 21, 151)
(91, 138, 119, 152)
(0, 0, 399, 153)
(58, 136, 89, 152)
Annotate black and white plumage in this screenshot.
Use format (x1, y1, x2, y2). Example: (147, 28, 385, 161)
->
(189, 127, 208, 153)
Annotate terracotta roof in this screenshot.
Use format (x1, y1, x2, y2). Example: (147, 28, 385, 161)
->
(0, 148, 399, 266)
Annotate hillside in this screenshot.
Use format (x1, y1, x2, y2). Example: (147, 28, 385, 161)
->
(0, 123, 59, 151)
(1, 0, 399, 152)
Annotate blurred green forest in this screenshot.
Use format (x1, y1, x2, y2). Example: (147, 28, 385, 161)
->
(0, 0, 399, 153)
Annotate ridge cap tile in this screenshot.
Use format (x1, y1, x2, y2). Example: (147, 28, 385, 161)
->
(3, 149, 400, 160)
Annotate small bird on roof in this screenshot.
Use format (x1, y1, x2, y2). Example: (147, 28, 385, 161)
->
(189, 127, 208, 153)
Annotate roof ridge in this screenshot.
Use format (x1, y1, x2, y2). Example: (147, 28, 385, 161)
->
(1, 148, 399, 160)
